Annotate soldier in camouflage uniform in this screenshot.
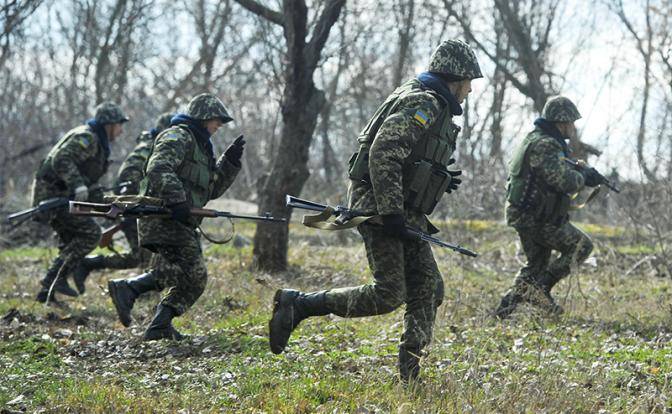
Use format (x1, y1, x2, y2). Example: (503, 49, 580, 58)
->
(269, 40, 482, 383)
(72, 112, 174, 294)
(107, 93, 244, 341)
(494, 96, 602, 319)
(32, 102, 129, 303)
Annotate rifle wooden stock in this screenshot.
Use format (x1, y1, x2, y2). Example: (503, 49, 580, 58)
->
(99, 223, 123, 248)
(69, 201, 127, 218)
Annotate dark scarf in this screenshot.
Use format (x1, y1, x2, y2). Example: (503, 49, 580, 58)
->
(534, 117, 570, 155)
(417, 71, 463, 116)
(149, 127, 161, 139)
(170, 113, 215, 161)
(85, 118, 110, 159)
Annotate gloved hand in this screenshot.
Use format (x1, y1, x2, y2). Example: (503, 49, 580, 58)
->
(169, 202, 191, 225)
(224, 135, 246, 167)
(445, 158, 462, 194)
(381, 214, 419, 241)
(73, 185, 89, 201)
(583, 167, 602, 187)
(88, 187, 105, 203)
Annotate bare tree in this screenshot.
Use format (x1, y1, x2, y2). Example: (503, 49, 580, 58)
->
(0, 0, 43, 68)
(610, 0, 655, 180)
(391, 0, 415, 87)
(235, 0, 346, 272)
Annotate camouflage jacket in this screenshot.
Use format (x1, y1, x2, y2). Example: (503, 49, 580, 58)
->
(505, 127, 586, 228)
(115, 131, 154, 194)
(347, 79, 457, 232)
(138, 126, 240, 248)
(32, 124, 109, 204)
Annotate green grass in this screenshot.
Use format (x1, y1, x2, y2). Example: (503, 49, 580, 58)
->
(1, 220, 671, 412)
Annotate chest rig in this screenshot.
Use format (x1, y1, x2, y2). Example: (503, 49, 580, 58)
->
(507, 129, 572, 224)
(348, 79, 460, 215)
(37, 125, 109, 188)
(141, 126, 214, 208)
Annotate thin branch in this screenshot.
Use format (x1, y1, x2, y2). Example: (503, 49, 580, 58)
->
(233, 0, 284, 26)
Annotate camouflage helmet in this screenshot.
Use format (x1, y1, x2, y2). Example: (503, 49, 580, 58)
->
(94, 102, 129, 124)
(186, 93, 233, 123)
(427, 39, 483, 80)
(541, 96, 582, 122)
(155, 112, 174, 132)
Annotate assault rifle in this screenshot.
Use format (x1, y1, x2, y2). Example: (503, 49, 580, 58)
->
(70, 199, 286, 223)
(286, 195, 478, 257)
(5, 181, 132, 226)
(563, 159, 621, 193)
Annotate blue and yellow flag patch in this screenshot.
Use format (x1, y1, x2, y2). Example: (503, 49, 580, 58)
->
(77, 136, 91, 148)
(413, 110, 429, 126)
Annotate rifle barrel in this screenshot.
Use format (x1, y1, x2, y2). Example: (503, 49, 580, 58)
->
(285, 195, 329, 212)
(212, 211, 286, 222)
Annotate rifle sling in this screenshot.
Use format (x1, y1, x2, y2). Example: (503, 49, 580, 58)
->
(301, 207, 377, 231)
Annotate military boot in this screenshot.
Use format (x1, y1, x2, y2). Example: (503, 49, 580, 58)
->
(36, 258, 78, 303)
(399, 346, 422, 384)
(534, 273, 564, 316)
(108, 272, 158, 327)
(143, 304, 183, 341)
(73, 255, 106, 294)
(494, 289, 523, 319)
(269, 289, 330, 354)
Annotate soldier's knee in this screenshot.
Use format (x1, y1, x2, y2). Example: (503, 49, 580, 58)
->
(376, 284, 405, 313)
(83, 226, 102, 249)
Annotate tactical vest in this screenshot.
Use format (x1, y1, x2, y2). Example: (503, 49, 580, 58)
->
(37, 125, 109, 188)
(348, 80, 459, 215)
(140, 126, 213, 209)
(506, 130, 571, 224)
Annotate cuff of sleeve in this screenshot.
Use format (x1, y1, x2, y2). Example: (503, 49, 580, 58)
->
(68, 180, 87, 194)
(217, 155, 242, 175)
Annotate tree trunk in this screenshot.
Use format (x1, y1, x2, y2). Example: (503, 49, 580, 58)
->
(237, 0, 346, 272)
(253, 88, 326, 271)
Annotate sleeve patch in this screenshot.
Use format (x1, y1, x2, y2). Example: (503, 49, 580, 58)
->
(413, 110, 429, 126)
(77, 136, 91, 148)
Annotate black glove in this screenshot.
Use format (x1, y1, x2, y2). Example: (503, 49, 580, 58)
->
(169, 202, 191, 225)
(381, 214, 419, 241)
(224, 135, 246, 167)
(88, 187, 105, 203)
(583, 167, 602, 187)
(445, 158, 462, 194)
(447, 169, 462, 193)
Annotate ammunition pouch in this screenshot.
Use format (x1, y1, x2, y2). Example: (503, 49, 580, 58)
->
(404, 160, 452, 215)
(348, 136, 372, 183)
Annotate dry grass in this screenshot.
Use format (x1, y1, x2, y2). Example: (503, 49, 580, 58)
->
(1, 220, 671, 413)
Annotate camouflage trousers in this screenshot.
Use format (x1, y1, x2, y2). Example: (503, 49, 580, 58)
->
(324, 223, 445, 352)
(150, 231, 208, 316)
(512, 221, 593, 291)
(50, 210, 101, 278)
(99, 220, 152, 270)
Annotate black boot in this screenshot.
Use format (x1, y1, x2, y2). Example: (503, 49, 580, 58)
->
(494, 289, 523, 319)
(36, 258, 78, 303)
(399, 346, 422, 384)
(108, 272, 158, 327)
(534, 273, 564, 316)
(73, 255, 106, 294)
(268, 289, 330, 354)
(143, 304, 183, 341)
